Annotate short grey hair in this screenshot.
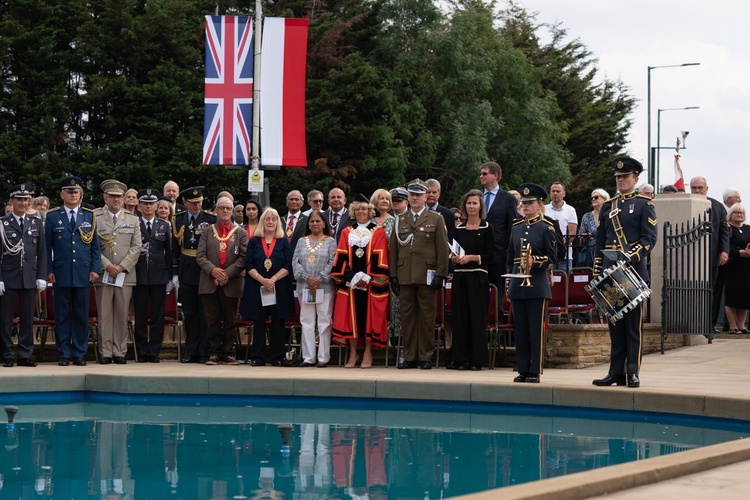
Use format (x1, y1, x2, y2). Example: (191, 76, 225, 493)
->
(724, 188, 741, 203)
(425, 178, 441, 192)
(591, 188, 610, 201)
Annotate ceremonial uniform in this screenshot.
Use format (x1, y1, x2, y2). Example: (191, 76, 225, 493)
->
(94, 180, 142, 363)
(46, 176, 102, 365)
(133, 188, 175, 362)
(0, 184, 47, 366)
(172, 186, 217, 362)
(390, 180, 449, 369)
(507, 186, 557, 382)
(593, 157, 657, 388)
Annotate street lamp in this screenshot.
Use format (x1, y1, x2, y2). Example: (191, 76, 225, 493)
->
(656, 106, 699, 188)
(647, 62, 700, 186)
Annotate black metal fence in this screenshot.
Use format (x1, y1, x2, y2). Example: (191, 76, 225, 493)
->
(661, 210, 712, 353)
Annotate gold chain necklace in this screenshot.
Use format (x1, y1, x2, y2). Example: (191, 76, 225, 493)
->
(305, 235, 328, 264)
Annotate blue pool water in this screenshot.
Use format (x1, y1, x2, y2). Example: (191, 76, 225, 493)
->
(1, 392, 749, 498)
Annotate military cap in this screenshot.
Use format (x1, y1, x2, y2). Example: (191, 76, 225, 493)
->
(406, 179, 428, 194)
(612, 156, 644, 176)
(180, 186, 205, 203)
(389, 187, 408, 202)
(138, 188, 160, 203)
(100, 179, 127, 196)
(518, 183, 547, 202)
(7, 184, 31, 199)
(60, 176, 83, 191)
(157, 195, 172, 203)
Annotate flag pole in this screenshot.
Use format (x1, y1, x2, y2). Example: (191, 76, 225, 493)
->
(251, 0, 263, 170)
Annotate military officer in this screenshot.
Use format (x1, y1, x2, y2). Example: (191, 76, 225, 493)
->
(506, 183, 557, 383)
(389, 179, 449, 370)
(46, 176, 102, 366)
(172, 186, 216, 363)
(0, 184, 47, 367)
(94, 179, 142, 364)
(592, 157, 657, 389)
(133, 188, 175, 362)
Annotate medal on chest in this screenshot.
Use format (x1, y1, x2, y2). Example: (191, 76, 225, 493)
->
(263, 238, 277, 271)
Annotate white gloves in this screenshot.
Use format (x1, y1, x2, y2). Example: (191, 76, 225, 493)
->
(36, 279, 47, 292)
(0, 282, 4, 296)
(167, 275, 179, 294)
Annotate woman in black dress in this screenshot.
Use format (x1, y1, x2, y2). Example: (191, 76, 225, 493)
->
(725, 203, 750, 334)
(449, 189, 495, 370)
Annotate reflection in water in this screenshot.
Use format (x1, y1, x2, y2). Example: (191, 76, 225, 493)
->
(0, 413, 741, 498)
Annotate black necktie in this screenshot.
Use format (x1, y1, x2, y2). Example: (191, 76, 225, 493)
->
(69, 210, 76, 226)
(18, 217, 24, 228)
(147, 221, 152, 237)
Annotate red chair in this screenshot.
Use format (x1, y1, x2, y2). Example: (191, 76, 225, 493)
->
(548, 270, 568, 324)
(486, 284, 499, 369)
(567, 267, 597, 323)
(88, 285, 101, 363)
(163, 289, 183, 360)
(434, 287, 446, 367)
(36, 287, 56, 362)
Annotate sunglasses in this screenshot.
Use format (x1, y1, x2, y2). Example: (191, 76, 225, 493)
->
(591, 195, 601, 200)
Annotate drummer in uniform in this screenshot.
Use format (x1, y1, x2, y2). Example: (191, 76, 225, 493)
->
(172, 186, 216, 363)
(506, 183, 557, 383)
(592, 157, 657, 388)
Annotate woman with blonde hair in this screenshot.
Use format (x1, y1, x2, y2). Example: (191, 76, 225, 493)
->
(370, 188, 395, 237)
(241, 208, 295, 366)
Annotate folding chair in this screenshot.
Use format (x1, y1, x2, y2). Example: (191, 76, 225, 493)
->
(88, 285, 101, 363)
(568, 267, 597, 323)
(163, 289, 183, 360)
(548, 270, 568, 324)
(486, 284, 500, 369)
(36, 287, 56, 362)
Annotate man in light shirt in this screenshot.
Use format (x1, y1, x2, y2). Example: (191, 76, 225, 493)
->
(544, 181, 578, 273)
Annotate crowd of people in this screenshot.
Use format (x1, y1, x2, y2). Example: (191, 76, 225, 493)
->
(1, 162, 747, 388)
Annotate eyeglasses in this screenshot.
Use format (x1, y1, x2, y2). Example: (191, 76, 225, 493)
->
(591, 195, 600, 200)
(479, 172, 489, 176)
(310, 199, 324, 204)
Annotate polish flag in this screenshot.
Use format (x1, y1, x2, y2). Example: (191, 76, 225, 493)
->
(673, 153, 685, 191)
(260, 17, 309, 167)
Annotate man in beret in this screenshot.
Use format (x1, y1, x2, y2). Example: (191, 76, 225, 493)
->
(46, 176, 102, 366)
(592, 157, 657, 389)
(390, 179, 449, 370)
(94, 179, 142, 364)
(133, 188, 176, 362)
(0, 184, 47, 367)
(172, 186, 217, 363)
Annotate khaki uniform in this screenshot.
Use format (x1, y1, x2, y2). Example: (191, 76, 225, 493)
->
(94, 209, 142, 358)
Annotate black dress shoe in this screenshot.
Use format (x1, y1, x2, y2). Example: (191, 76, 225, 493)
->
(316, 362, 327, 368)
(250, 360, 265, 366)
(271, 360, 283, 367)
(113, 356, 127, 365)
(513, 374, 527, 383)
(181, 356, 198, 363)
(470, 364, 482, 371)
(299, 362, 315, 367)
(148, 356, 160, 363)
(627, 374, 640, 388)
(397, 360, 418, 369)
(420, 361, 432, 370)
(198, 357, 207, 364)
(592, 374, 626, 386)
(58, 358, 70, 366)
(73, 358, 87, 366)
(456, 363, 470, 371)
(525, 374, 540, 383)
(137, 356, 148, 363)
(100, 357, 113, 365)
(17, 358, 37, 367)
(3, 359, 13, 368)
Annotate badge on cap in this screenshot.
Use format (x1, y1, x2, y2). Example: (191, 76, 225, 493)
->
(523, 187, 530, 196)
(617, 161, 624, 170)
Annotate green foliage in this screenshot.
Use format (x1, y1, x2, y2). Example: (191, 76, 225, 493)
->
(0, 0, 634, 213)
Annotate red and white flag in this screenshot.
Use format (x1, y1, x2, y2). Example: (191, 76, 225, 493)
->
(260, 18, 309, 167)
(673, 154, 685, 190)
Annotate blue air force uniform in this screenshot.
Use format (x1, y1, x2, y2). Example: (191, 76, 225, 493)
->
(45, 177, 102, 362)
(506, 183, 558, 380)
(171, 186, 217, 362)
(593, 157, 658, 387)
(0, 184, 47, 364)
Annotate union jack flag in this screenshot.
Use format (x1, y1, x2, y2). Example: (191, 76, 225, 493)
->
(203, 15, 254, 166)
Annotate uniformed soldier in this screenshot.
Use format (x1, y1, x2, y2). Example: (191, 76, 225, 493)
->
(592, 157, 657, 389)
(0, 184, 47, 367)
(507, 183, 558, 383)
(389, 179, 449, 370)
(172, 186, 217, 363)
(94, 179, 142, 364)
(46, 176, 102, 366)
(133, 188, 175, 363)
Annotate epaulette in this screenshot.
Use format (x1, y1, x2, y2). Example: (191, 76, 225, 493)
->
(81, 206, 95, 213)
(174, 209, 186, 216)
(92, 206, 106, 215)
(512, 218, 525, 226)
(636, 194, 652, 201)
(204, 209, 215, 216)
(47, 207, 62, 213)
(540, 217, 555, 227)
(606, 194, 621, 203)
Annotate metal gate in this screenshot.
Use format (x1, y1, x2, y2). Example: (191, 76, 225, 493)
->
(661, 210, 713, 353)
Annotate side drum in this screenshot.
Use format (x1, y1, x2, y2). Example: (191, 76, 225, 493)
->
(585, 261, 651, 324)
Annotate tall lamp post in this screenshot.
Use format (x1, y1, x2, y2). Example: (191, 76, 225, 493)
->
(656, 106, 699, 188)
(647, 62, 700, 187)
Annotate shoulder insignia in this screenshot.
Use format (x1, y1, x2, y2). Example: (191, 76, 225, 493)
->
(81, 206, 95, 213)
(174, 210, 186, 216)
(48, 207, 62, 213)
(541, 218, 555, 227)
(648, 217, 657, 226)
(647, 201, 654, 206)
(204, 210, 215, 216)
(512, 219, 525, 226)
(636, 194, 652, 201)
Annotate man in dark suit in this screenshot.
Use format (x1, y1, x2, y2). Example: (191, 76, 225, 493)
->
(45, 176, 102, 366)
(163, 180, 186, 213)
(196, 196, 247, 365)
(480, 161, 519, 288)
(133, 188, 176, 362)
(689, 177, 730, 331)
(390, 179, 450, 370)
(425, 178, 456, 241)
(326, 188, 350, 242)
(283, 189, 308, 255)
(172, 186, 217, 363)
(0, 184, 47, 367)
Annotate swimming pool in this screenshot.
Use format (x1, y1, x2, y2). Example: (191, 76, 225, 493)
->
(2, 393, 749, 498)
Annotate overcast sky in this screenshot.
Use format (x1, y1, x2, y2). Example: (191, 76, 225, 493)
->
(517, 0, 748, 201)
